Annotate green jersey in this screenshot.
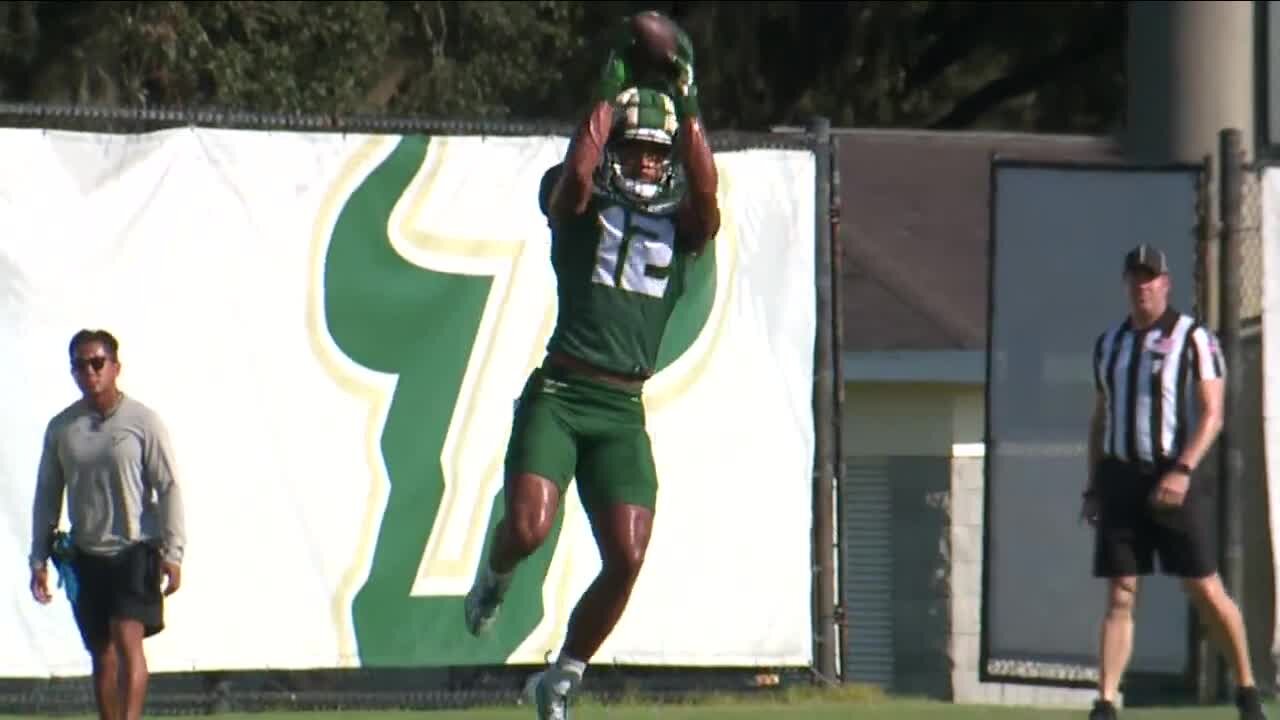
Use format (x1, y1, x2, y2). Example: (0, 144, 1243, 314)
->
(538, 163, 697, 379)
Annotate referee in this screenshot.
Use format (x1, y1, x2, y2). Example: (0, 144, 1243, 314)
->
(1082, 245, 1264, 720)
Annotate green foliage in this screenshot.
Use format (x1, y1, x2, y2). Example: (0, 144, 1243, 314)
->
(386, 1, 592, 118)
(0, 1, 1126, 133)
(669, 0, 1125, 132)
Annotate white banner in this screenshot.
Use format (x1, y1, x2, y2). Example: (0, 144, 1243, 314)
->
(0, 128, 816, 677)
(1262, 168, 1280, 663)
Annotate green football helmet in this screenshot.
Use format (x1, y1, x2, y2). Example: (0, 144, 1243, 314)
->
(601, 86, 683, 210)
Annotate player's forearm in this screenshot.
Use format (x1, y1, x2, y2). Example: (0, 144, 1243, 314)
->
(1086, 415, 1104, 493)
(1175, 409, 1223, 473)
(550, 101, 613, 219)
(677, 115, 720, 249)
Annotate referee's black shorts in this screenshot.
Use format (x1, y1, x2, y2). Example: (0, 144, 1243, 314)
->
(1093, 457, 1218, 579)
(69, 542, 166, 652)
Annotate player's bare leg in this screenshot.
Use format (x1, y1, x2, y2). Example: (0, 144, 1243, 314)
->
(562, 503, 653, 660)
(490, 474, 561, 574)
(89, 636, 122, 720)
(529, 503, 653, 719)
(110, 618, 149, 720)
(465, 473, 560, 636)
(1183, 574, 1266, 719)
(1093, 576, 1137, 718)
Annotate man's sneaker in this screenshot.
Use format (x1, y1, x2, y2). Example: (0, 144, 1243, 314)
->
(463, 569, 504, 637)
(1237, 686, 1268, 720)
(1089, 699, 1117, 720)
(523, 668, 576, 720)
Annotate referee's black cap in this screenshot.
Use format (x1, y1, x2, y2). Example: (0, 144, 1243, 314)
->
(1123, 244, 1169, 276)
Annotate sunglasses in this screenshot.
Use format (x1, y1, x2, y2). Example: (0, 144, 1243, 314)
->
(71, 356, 110, 372)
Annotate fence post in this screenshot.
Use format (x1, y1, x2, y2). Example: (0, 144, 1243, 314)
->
(830, 127, 848, 681)
(1218, 127, 1246, 695)
(809, 114, 839, 684)
(1192, 151, 1217, 705)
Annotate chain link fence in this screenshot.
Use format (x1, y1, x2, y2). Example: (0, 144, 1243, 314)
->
(0, 101, 815, 153)
(1200, 130, 1274, 701)
(1233, 160, 1275, 698)
(0, 666, 814, 717)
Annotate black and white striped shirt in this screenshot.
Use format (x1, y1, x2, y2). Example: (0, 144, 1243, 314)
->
(1093, 308, 1225, 464)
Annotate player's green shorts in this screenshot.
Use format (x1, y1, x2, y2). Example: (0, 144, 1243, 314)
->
(504, 364, 658, 513)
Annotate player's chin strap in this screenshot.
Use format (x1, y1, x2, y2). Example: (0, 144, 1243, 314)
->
(606, 145, 678, 209)
(612, 171, 664, 203)
(48, 529, 80, 605)
(601, 144, 675, 208)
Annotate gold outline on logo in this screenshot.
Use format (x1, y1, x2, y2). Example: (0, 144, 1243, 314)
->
(307, 135, 740, 667)
(306, 135, 402, 666)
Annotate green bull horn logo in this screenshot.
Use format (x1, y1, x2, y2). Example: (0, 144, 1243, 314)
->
(307, 135, 724, 667)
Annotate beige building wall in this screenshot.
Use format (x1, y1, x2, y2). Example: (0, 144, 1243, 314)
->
(840, 377, 1099, 707)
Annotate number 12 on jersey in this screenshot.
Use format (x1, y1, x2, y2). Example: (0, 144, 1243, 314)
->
(592, 205, 675, 300)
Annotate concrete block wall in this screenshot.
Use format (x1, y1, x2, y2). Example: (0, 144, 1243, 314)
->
(946, 446, 1105, 709)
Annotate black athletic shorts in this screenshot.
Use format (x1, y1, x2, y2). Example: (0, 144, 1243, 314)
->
(69, 542, 166, 651)
(1093, 457, 1218, 579)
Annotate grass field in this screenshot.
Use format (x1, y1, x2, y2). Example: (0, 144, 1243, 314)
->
(0, 706, 1267, 720)
(2, 697, 1272, 719)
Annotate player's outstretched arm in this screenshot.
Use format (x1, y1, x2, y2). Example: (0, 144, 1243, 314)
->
(547, 47, 633, 224)
(670, 39, 719, 255)
(547, 101, 612, 223)
(675, 113, 719, 255)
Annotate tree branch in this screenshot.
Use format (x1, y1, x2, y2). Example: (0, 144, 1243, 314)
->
(364, 58, 412, 110)
(928, 23, 1121, 130)
(903, 5, 994, 94)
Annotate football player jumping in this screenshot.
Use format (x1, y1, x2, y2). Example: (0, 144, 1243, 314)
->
(463, 11, 720, 720)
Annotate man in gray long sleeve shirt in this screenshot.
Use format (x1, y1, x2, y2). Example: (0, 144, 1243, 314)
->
(29, 329, 186, 720)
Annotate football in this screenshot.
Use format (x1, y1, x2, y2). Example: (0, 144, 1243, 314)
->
(628, 11, 679, 70)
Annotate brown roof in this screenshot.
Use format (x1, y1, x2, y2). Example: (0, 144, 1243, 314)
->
(834, 129, 1126, 352)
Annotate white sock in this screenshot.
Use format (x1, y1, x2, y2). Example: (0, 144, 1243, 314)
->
(483, 563, 514, 595)
(550, 654, 587, 695)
